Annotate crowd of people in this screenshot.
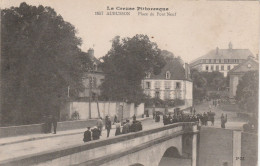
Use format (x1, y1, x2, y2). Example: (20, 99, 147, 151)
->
(83, 104, 230, 143)
(83, 114, 142, 143)
(162, 113, 199, 125)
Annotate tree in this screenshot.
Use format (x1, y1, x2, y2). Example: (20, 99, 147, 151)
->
(1, 3, 89, 125)
(201, 71, 227, 91)
(236, 71, 258, 114)
(190, 69, 207, 102)
(100, 35, 166, 105)
(161, 50, 184, 65)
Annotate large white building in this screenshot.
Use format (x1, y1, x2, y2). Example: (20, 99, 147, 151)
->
(79, 48, 105, 99)
(189, 42, 254, 77)
(142, 60, 193, 107)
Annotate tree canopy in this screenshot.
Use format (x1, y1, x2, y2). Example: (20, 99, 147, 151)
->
(190, 69, 207, 102)
(1, 3, 90, 125)
(100, 35, 166, 105)
(236, 70, 258, 114)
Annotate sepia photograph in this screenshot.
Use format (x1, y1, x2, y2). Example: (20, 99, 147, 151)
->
(0, 0, 259, 165)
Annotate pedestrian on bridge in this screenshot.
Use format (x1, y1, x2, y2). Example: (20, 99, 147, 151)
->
(115, 121, 121, 136)
(105, 116, 112, 138)
(133, 114, 136, 122)
(122, 120, 130, 134)
(97, 117, 103, 136)
(221, 113, 227, 128)
(91, 127, 101, 140)
(113, 115, 117, 124)
(83, 127, 91, 142)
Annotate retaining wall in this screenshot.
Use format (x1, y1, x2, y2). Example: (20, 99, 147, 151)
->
(0, 119, 97, 138)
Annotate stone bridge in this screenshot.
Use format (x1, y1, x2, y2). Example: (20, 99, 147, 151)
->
(1, 122, 199, 166)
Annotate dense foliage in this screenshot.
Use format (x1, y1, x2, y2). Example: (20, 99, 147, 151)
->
(1, 3, 91, 125)
(100, 35, 166, 106)
(236, 71, 258, 114)
(190, 69, 207, 102)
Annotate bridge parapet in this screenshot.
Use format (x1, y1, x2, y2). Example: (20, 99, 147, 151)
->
(0, 122, 198, 166)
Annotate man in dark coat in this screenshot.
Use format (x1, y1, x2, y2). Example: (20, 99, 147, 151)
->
(105, 117, 112, 138)
(83, 127, 91, 142)
(92, 127, 101, 140)
(133, 114, 136, 121)
(114, 115, 117, 124)
(221, 114, 226, 128)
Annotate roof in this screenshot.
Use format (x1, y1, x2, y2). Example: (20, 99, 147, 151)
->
(228, 57, 259, 74)
(148, 60, 186, 80)
(190, 48, 254, 64)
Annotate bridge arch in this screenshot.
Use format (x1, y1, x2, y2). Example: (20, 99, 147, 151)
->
(161, 146, 182, 158)
(158, 146, 191, 166)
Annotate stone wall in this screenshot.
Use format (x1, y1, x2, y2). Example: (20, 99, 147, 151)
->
(199, 127, 257, 166)
(198, 127, 233, 166)
(61, 102, 144, 121)
(241, 132, 258, 166)
(0, 119, 97, 138)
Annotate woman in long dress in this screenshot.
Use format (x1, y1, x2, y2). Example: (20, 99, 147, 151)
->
(115, 121, 121, 136)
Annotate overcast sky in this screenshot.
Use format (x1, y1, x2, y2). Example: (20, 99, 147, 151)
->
(2, 0, 259, 63)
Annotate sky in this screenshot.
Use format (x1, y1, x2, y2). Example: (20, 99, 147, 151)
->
(1, 0, 260, 63)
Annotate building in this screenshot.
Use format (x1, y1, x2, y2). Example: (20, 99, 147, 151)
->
(228, 57, 258, 98)
(142, 60, 193, 107)
(79, 48, 105, 99)
(189, 42, 254, 77)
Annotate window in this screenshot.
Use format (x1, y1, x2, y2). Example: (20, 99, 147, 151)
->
(211, 65, 214, 71)
(164, 91, 171, 99)
(145, 82, 151, 89)
(221, 65, 224, 71)
(214, 59, 216, 63)
(165, 81, 171, 89)
(176, 82, 181, 89)
(227, 65, 231, 70)
(90, 77, 97, 88)
(145, 72, 151, 78)
(175, 91, 181, 99)
(166, 71, 171, 79)
(155, 81, 161, 89)
(206, 65, 209, 71)
(209, 59, 211, 63)
(155, 91, 160, 98)
(216, 65, 219, 71)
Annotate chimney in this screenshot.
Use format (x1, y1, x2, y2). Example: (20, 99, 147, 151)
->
(228, 42, 232, 50)
(216, 47, 219, 54)
(88, 48, 94, 58)
(184, 63, 191, 80)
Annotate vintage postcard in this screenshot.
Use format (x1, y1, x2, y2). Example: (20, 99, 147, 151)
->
(0, 0, 259, 166)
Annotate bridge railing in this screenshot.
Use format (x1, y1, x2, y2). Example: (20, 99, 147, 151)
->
(0, 122, 198, 166)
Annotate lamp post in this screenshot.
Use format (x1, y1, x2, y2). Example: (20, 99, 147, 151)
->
(89, 77, 92, 119)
